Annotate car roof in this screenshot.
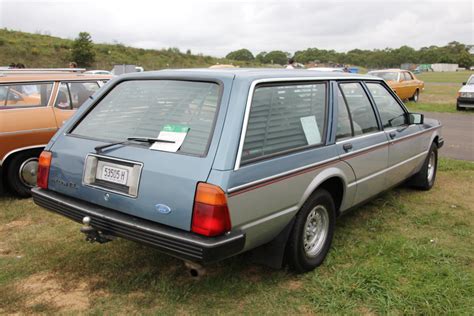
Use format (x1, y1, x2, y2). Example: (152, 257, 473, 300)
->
(117, 68, 380, 82)
(0, 72, 112, 83)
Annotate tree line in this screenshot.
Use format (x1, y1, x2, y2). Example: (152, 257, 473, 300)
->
(226, 42, 473, 69)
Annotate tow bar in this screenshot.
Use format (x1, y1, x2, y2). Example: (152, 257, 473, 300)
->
(80, 216, 115, 244)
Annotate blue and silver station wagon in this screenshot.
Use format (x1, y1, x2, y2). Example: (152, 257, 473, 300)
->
(32, 69, 443, 273)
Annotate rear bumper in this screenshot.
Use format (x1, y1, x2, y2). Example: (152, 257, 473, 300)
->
(32, 188, 245, 264)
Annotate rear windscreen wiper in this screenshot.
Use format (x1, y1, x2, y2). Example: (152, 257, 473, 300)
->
(94, 137, 175, 154)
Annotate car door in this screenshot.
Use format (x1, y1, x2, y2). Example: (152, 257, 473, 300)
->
(402, 72, 416, 99)
(52, 81, 101, 127)
(365, 82, 423, 187)
(335, 82, 388, 205)
(0, 82, 56, 160)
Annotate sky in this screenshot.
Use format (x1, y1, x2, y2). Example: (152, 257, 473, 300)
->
(0, 0, 472, 57)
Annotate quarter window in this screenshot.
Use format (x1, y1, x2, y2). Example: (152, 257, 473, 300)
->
(0, 83, 53, 108)
(336, 88, 352, 140)
(241, 83, 327, 163)
(339, 83, 379, 135)
(366, 83, 407, 128)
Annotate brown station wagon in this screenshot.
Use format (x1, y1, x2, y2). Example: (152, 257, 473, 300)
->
(0, 69, 111, 197)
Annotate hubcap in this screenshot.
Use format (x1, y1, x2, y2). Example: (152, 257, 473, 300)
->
(303, 205, 329, 257)
(427, 151, 435, 182)
(19, 158, 38, 187)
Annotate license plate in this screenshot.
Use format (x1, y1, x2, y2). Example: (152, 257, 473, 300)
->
(101, 165, 128, 185)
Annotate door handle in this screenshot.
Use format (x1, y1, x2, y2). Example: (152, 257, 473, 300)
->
(343, 143, 353, 152)
(389, 132, 396, 139)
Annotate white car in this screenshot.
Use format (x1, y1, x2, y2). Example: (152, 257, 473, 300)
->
(307, 67, 346, 72)
(84, 70, 113, 75)
(456, 75, 474, 110)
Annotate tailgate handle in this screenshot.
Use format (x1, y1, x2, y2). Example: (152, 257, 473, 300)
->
(342, 143, 353, 152)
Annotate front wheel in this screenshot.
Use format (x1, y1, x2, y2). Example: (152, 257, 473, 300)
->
(6, 152, 39, 197)
(286, 189, 336, 273)
(410, 143, 438, 190)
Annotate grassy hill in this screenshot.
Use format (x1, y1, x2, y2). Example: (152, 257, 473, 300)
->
(0, 29, 259, 70)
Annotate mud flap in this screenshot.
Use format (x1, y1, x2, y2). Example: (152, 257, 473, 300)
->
(249, 217, 296, 269)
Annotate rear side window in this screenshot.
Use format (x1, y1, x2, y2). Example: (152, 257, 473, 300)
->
(72, 80, 220, 156)
(366, 83, 407, 128)
(241, 82, 326, 163)
(0, 83, 53, 108)
(55, 81, 101, 110)
(339, 83, 379, 135)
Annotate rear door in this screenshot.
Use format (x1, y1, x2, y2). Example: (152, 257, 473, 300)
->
(0, 82, 56, 159)
(365, 82, 422, 186)
(47, 78, 231, 231)
(335, 82, 388, 205)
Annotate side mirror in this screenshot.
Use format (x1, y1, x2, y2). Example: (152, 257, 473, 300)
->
(409, 113, 424, 125)
(462, 82, 466, 85)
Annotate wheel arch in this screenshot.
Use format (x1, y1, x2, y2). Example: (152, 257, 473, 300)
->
(298, 168, 347, 217)
(1, 145, 45, 170)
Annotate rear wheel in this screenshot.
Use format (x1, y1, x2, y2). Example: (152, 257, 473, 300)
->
(6, 152, 39, 197)
(410, 89, 419, 102)
(410, 142, 438, 190)
(286, 189, 336, 273)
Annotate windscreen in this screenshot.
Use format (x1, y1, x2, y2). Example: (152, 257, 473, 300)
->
(72, 80, 220, 156)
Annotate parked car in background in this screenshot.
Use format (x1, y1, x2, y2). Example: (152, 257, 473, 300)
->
(84, 70, 113, 75)
(32, 69, 442, 273)
(456, 74, 474, 110)
(307, 67, 345, 72)
(0, 69, 111, 197)
(368, 69, 424, 102)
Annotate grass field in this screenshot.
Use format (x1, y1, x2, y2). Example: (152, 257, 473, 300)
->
(1, 158, 473, 314)
(405, 71, 473, 113)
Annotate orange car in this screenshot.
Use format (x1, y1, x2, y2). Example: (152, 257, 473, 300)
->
(368, 69, 424, 102)
(0, 70, 111, 196)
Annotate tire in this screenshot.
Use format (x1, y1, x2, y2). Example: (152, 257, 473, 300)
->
(6, 151, 40, 197)
(286, 189, 336, 273)
(410, 89, 419, 103)
(410, 142, 438, 190)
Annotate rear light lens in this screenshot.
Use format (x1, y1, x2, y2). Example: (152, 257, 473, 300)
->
(37, 151, 52, 189)
(191, 183, 231, 237)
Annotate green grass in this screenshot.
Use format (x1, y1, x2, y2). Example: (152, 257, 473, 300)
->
(1, 158, 473, 314)
(405, 102, 458, 113)
(417, 71, 474, 83)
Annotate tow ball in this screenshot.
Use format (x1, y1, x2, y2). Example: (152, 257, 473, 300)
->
(80, 216, 114, 244)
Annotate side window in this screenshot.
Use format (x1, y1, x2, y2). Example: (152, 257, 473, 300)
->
(69, 82, 100, 109)
(55, 82, 72, 109)
(241, 82, 326, 163)
(403, 72, 412, 81)
(0, 83, 53, 108)
(336, 88, 352, 140)
(339, 83, 379, 135)
(366, 83, 407, 128)
(55, 82, 100, 110)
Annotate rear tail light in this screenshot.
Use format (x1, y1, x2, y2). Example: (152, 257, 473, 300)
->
(37, 151, 52, 189)
(191, 183, 231, 237)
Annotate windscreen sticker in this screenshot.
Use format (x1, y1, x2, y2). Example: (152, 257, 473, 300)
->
(300, 116, 321, 145)
(150, 124, 190, 152)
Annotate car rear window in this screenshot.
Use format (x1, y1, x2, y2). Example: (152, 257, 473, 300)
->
(71, 80, 221, 156)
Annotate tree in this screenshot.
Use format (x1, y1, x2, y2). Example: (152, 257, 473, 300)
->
(458, 50, 472, 68)
(71, 32, 95, 67)
(256, 51, 267, 63)
(226, 49, 254, 61)
(263, 50, 289, 65)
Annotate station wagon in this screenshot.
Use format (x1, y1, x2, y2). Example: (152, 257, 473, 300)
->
(0, 69, 111, 196)
(32, 69, 443, 273)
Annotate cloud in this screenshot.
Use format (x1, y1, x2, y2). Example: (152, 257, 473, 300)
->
(0, 0, 472, 57)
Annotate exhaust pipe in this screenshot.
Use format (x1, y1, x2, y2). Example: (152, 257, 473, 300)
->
(184, 261, 206, 278)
